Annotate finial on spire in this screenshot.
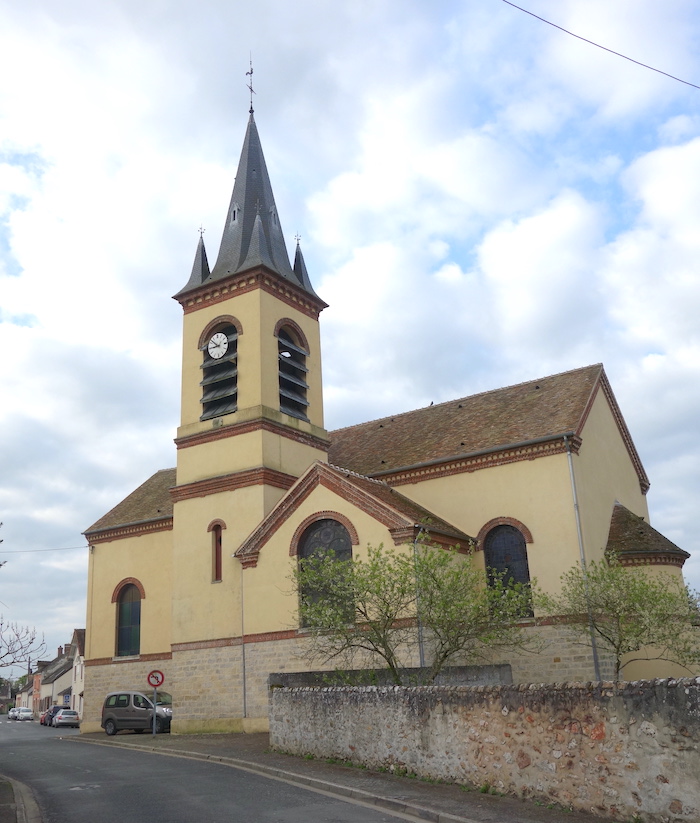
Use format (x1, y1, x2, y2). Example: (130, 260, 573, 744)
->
(294, 233, 301, 245)
(198, 225, 205, 238)
(246, 56, 255, 114)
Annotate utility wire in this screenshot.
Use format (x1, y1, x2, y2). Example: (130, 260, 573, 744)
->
(2, 547, 87, 553)
(503, 0, 700, 91)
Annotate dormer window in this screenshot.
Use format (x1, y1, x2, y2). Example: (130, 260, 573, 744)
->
(277, 326, 309, 421)
(201, 323, 238, 421)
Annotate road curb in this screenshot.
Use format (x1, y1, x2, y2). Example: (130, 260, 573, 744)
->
(66, 737, 474, 823)
(0, 776, 42, 823)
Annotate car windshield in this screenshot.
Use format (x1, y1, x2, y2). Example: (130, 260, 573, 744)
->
(154, 691, 172, 706)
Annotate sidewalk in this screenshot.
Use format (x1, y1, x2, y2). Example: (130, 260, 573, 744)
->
(70, 731, 609, 823)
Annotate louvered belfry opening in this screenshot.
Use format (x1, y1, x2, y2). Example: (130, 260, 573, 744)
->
(200, 324, 238, 420)
(277, 326, 309, 421)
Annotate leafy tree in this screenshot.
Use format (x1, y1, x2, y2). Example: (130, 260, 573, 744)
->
(536, 553, 700, 679)
(293, 542, 535, 684)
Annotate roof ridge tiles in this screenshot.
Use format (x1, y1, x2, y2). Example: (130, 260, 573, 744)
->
(329, 363, 604, 435)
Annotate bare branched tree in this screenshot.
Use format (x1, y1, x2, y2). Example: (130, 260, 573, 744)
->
(0, 618, 46, 669)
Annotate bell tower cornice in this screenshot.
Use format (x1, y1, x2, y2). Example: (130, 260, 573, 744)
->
(174, 263, 327, 319)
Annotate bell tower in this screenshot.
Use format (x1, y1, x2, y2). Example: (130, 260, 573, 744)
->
(171, 110, 329, 521)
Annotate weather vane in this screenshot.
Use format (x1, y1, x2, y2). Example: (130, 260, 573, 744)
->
(246, 56, 255, 114)
(198, 225, 205, 238)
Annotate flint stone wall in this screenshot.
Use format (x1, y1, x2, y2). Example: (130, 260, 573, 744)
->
(270, 678, 700, 822)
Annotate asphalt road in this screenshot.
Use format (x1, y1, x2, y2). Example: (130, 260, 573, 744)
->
(0, 718, 414, 823)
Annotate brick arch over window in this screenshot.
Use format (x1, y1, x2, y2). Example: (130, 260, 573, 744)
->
(198, 316, 243, 349)
(207, 519, 227, 533)
(111, 577, 146, 603)
(476, 517, 533, 551)
(273, 318, 309, 353)
(290, 512, 359, 557)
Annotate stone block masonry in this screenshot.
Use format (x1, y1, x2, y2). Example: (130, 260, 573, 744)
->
(270, 677, 700, 822)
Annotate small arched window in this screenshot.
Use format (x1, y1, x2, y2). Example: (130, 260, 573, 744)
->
(298, 518, 353, 625)
(277, 326, 309, 421)
(116, 584, 141, 657)
(201, 322, 238, 421)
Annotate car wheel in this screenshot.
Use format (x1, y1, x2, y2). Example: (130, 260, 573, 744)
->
(104, 719, 117, 736)
(154, 717, 164, 734)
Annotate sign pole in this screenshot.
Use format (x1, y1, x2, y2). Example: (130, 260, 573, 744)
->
(146, 670, 165, 737)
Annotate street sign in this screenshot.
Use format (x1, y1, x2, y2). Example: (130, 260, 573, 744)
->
(147, 670, 165, 688)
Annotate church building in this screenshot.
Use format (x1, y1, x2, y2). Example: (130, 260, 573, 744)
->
(82, 106, 690, 734)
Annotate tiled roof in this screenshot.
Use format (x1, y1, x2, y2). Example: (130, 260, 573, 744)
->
(85, 468, 175, 535)
(328, 364, 604, 477)
(606, 503, 689, 566)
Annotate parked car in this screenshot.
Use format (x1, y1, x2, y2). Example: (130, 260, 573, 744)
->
(52, 709, 80, 729)
(101, 690, 173, 735)
(16, 707, 34, 721)
(8, 707, 18, 720)
(43, 706, 62, 726)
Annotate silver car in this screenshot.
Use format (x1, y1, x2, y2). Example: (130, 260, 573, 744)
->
(53, 709, 80, 728)
(16, 707, 34, 721)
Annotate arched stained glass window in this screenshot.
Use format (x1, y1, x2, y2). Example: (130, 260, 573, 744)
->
(484, 525, 531, 587)
(116, 584, 141, 657)
(298, 518, 353, 626)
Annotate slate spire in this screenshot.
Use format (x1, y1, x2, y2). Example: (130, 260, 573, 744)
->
(210, 113, 299, 284)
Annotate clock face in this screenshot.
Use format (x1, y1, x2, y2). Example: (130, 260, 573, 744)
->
(207, 332, 229, 359)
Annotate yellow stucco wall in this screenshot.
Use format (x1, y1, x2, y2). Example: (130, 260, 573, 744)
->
(85, 529, 173, 661)
(572, 390, 649, 564)
(390, 452, 579, 595)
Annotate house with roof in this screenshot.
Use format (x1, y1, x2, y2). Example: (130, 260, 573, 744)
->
(81, 106, 691, 734)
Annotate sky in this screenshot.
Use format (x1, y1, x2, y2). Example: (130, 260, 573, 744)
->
(1, 0, 700, 678)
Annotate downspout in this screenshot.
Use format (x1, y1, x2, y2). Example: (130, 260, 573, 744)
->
(563, 435, 601, 681)
(413, 527, 426, 670)
(239, 559, 247, 719)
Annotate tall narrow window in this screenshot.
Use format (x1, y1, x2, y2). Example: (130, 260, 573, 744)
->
(212, 523, 223, 582)
(201, 323, 238, 420)
(116, 584, 141, 657)
(277, 326, 309, 421)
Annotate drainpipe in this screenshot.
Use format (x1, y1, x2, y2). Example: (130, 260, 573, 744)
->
(239, 559, 247, 719)
(563, 435, 601, 681)
(413, 527, 426, 670)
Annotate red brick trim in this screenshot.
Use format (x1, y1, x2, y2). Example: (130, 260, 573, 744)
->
(618, 553, 687, 569)
(170, 468, 296, 503)
(171, 628, 299, 653)
(207, 519, 227, 532)
(476, 517, 533, 551)
(175, 266, 327, 320)
(289, 512, 360, 557)
(198, 315, 243, 349)
(174, 416, 330, 454)
(85, 652, 172, 667)
(111, 577, 146, 603)
(389, 526, 470, 552)
(376, 438, 576, 487)
(274, 318, 309, 352)
(88, 518, 173, 544)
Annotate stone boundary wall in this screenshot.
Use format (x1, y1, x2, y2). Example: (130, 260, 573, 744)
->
(270, 678, 700, 822)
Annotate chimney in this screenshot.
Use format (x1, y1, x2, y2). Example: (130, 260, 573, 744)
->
(57, 646, 63, 657)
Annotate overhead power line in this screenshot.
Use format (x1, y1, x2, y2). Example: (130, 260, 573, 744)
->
(3, 546, 88, 553)
(503, 0, 700, 90)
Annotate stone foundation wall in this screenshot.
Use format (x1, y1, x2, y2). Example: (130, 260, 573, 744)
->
(270, 678, 700, 822)
(82, 622, 614, 735)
